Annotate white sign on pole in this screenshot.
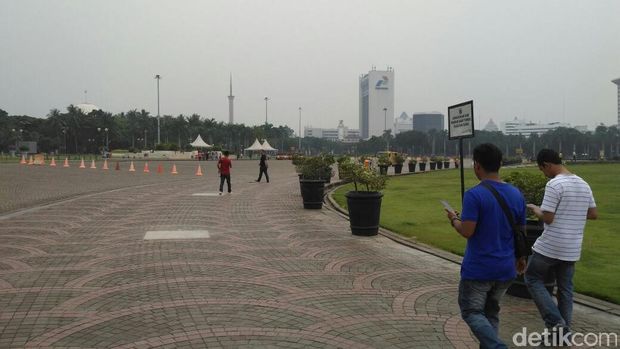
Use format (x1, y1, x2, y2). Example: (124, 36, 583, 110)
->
(448, 101, 475, 140)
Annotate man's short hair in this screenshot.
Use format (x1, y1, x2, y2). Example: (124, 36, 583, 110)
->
(223, 150, 229, 156)
(473, 143, 502, 173)
(536, 149, 562, 166)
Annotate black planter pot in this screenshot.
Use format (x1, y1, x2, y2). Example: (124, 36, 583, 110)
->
(419, 163, 426, 172)
(507, 219, 556, 298)
(443, 161, 450, 169)
(408, 162, 416, 173)
(299, 179, 325, 209)
(345, 191, 384, 236)
(429, 162, 437, 170)
(378, 165, 389, 175)
(436, 161, 443, 170)
(394, 164, 403, 174)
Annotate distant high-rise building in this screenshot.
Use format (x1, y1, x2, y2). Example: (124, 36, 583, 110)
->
(412, 112, 444, 133)
(612, 78, 620, 126)
(394, 112, 413, 135)
(359, 67, 395, 139)
(228, 74, 235, 124)
(483, 118, 500, 132)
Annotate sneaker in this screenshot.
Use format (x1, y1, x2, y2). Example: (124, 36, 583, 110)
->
(219, 192, 222, 195)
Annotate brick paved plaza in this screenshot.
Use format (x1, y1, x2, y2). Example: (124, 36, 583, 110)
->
(0, 160, 619, 348)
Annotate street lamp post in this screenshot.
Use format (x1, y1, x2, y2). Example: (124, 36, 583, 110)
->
(105, 128, 109, 151)
(383, 107, 389, 151)
(62, 129, 67, 156)
(298, 107, 302, 151)
(264, 97, 269, 125)
(144, 129, 148, 149)
(155, 74, 161, 144)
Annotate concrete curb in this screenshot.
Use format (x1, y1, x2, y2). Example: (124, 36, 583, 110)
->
(323, 181, 620, 317)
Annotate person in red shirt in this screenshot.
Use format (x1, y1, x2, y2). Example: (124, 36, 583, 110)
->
(217, 150, 232, 195)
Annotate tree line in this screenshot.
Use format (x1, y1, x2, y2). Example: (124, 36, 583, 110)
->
(1, 106, 618, 159)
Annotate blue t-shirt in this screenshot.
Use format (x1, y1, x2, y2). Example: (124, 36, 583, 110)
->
(460, 180, 526, 281)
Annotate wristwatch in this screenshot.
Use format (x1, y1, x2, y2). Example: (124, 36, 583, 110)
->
(450, 216, 461, 227)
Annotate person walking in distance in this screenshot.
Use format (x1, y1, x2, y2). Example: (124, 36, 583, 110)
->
(256, 150, 269, 183)
(217, 150, 232, 195)
(445, 143, 527, 349)
(525, 149, 597, 341)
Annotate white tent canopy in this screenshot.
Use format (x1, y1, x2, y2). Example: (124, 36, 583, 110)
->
(190, 134, 212, 148)
(245, 138, 264, 151)
(260, 139, 277, 151)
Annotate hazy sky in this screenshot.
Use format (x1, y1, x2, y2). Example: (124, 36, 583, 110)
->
(2, 0, 619, 133)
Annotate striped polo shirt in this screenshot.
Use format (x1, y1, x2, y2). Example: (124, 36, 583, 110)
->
(532, 173, 596, 261)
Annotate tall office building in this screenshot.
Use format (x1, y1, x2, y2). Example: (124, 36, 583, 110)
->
(359, 67, 394, 139)
(613, 78, 620, 126)
(228, 74, 235, 124)
(412, 112, 444, 133)
(394, 112, 413, 134)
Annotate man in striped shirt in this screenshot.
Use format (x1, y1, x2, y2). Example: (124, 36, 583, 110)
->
(525, 149, 597, 337)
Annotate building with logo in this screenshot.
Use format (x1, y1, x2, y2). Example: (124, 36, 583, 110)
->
(500, 118, 571, 136)
(304, 120, 360, 142)
(393, 112, 413, 135)
(613, 78, 620, 126)
(359, 67, 395, 139)
(412, 112, 444, 133)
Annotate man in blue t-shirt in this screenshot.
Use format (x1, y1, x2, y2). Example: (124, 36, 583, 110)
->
(446, 143, 526, 349)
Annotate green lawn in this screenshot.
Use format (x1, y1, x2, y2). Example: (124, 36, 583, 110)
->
(332, 163, 620, 304)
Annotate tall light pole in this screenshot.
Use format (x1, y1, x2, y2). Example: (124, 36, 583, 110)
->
(105, 128, 109, 151)
(298, 107, 302, 151)
(383, 107, 389, 151)
(155, 74, 161, 144)
(144, 129, 148, 149)
(97, 127, 103, 151)
(62, 128, 67, 156)
(264, 97, 269, 125)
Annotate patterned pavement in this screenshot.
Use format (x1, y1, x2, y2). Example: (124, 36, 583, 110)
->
(0, 160, 618, 348)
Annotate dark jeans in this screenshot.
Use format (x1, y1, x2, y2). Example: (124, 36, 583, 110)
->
(458, 279, 512, 349)
(525, 252, 575, 329)
(219, 174, 231, 193)
(257, 167, 269, 182)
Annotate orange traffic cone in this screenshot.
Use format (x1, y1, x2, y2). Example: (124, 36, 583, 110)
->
(143, 162, 150, 173)
(40, 157, 46, 166)
(79, 158, 86, 168)
(63, 157, 70, 168)
(157, 163, 163, 174)
(195, 165, 203, 176)
(115, 161, 120, 170)
(50, 157, 57, 167)
(90, 160, 97, 169)
(171, 164, 178, 175)
(129, 161, 136, 172)
(102, 159, 109, 170)
(28, 156, 34, 165)
(20, 155, 27, 164)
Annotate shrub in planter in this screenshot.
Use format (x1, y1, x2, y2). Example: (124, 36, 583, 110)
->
(393, 153, 405, 174)
(504, 171, 554, 298)
(443, 159, 450, 169)
(298, 154, 335, 209)
(337, 155, 353, 180)
(407, 157, 417, 173)
(429, 156, 437, 170)
(377, 154, 390, 175)
(340, 162, 388, 236)
(436, 156, 444, 169)
(419, 157, 427, 171)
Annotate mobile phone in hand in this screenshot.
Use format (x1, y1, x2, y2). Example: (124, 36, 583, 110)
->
(440, 200, 455, 213)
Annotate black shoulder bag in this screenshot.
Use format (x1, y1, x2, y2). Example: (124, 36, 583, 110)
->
(480, 182, 529, 258)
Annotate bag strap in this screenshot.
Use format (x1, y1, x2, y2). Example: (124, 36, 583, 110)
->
(479, 181, 516, 229)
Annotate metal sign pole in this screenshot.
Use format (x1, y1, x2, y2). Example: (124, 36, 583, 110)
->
(459, 138, 465, 203)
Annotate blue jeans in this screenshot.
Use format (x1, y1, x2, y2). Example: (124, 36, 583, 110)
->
(459, 279, 512, 349)
(525, 252, 575, 329)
